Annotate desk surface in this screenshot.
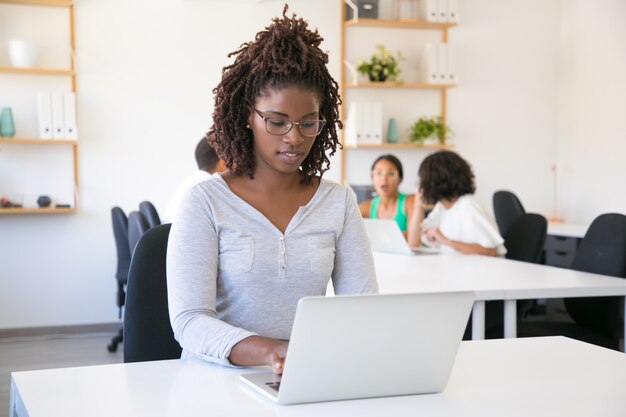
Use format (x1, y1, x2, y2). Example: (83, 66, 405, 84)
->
(10, 337, 626, 417)
(547, 222, 588, 238)
(373, 252, 626, 300)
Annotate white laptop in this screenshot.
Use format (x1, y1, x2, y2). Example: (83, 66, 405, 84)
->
(363, 218, 439, 255)
(240, 291, 474, 405)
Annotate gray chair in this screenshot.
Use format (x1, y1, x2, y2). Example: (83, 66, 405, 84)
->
(139, 200, 161, 228)
(108, 207, 131, 353)
(518, 213, 626, 350)
(127, 210, 150, 254)
(124, 223, 182, 362)
(493, 190, 525, 236)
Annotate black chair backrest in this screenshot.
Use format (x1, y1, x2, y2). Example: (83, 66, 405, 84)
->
(128, 210, 150, 254)
(565, 213, 626, 337)
(124, 223, 182, 363)
(503, 213, 547, 264)
(139, 200, 161, 228)
(493, 190, 526, 236)
(111, 207, 131, 283)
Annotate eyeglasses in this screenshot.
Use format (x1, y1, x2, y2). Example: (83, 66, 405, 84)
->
(254, 109, 326, 138)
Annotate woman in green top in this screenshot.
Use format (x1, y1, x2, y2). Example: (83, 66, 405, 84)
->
(359, 154, 415, 238)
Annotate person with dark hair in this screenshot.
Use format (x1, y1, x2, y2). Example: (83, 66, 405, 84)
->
(358, 154, 415, 238)
(167, 6, 377, 375)
(164, 138, 225, 222)
(407, 150, 505, 256)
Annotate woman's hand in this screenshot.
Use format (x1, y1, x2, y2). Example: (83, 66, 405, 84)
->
(424, 227, 446, 244)
(229, 336, 289, 374)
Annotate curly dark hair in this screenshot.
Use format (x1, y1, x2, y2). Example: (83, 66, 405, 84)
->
(371, 154, 403, 180)
(206, 4, 342, 184)
(418, 150, 476, 204)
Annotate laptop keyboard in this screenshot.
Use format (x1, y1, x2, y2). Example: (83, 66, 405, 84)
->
(265, 381, 281, 392)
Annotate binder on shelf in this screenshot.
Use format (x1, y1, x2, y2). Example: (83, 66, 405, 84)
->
(417, 0, 438, 22)
(63, 92, 78, 140)
(371, 102, 383, 145)
(345, 102, 358, 146)
(447, 0, 459, 23)
(361, 102, 374, 144)
(437, 0, 447, 22)
(419, 42, 438, 84)
(437, 43, 448, 84)
(36, 92, 52, 139)
(446, 43, 457, 84)
(50, 92, 65, 140)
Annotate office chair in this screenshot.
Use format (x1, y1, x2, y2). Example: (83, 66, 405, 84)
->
(493, 190, 526, 236)
(139, 200, 161, 228)
(108, 207, 131, 353)
(124, 223, 182, 362)
(484, 213, 548, 338)
(518, 213, 626, 350)
(349, 184, 377, 204)
(128, 210, 150, 254)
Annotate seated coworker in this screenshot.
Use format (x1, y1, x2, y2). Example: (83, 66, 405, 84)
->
(167, 6, 378, 376)
(407, 150, 505, 256)
(359, 154, 415, 238)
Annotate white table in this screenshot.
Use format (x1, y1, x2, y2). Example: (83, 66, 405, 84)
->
(547, 221, 588, 238)
(373, 252, 626, 343)
(10, 337, 626, 417)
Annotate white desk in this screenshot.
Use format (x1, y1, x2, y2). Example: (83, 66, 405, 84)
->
(10, 337, 626, 417)
(547, 222, 588, 238)
(373, 252, 626, 343)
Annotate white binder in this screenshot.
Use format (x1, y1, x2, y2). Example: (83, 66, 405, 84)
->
(446, 44, 457, 84)
(420, 43, 438, 84)
(437, 43, 448, 84)
(51, 92, 65, 139)
(437, 0, 447, 22)
(371, 102, 383, 145)
(417, 0, 438, 22)
(345, 102, 358, 147)
(36, 92, 53, 139)
(63, 92, 78, 140)
(447, 0, 459, 23)
(362, 102, 374, 144)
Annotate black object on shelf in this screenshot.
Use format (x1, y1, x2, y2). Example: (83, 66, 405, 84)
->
(345, 0, 379, 20)
(55, 204, 71, 208)
(37, 195, 52, 208)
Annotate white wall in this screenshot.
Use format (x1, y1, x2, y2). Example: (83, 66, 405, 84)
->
(0, 0, 624, 329)
(556, 0, 626, 223)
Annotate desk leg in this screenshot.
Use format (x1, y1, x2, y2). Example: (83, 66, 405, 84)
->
(472, 301, 485, 340)
(504, 300, 517, 338)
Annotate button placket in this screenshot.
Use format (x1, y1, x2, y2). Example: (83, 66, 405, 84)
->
(278, 236, 287, 279)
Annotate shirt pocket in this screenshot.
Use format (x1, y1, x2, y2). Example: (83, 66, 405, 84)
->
(219, 235, 254, 277)
(308, 234, 336, 278)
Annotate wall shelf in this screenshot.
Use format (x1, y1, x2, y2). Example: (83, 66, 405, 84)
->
(0, 138, 77, 145)
(345, 82, 455, 90)
(0, 207, 75, 214)
(0, 66, 73, 76)
(0, 0, 72, 7)
(344, 143, 453, 150)
(344, 18, 456, 30)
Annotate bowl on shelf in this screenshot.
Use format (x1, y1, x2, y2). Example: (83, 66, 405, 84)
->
(8, 40, 39, 68)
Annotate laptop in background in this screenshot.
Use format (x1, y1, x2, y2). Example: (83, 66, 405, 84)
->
(240, 292, 474, 405)
(363, 218, 439, 255)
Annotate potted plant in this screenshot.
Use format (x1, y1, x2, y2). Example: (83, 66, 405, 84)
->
(356, 44, 404, 82)
(409, 116, 452, 144)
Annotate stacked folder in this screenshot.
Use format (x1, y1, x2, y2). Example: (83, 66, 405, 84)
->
(37, 92, 78, 140)
(419, 42, 456, 85)
(345, 102, 384, 146)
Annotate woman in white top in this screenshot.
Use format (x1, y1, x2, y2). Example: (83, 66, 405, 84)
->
(166, 6, 378, 376)
(407, 150, 506, 256)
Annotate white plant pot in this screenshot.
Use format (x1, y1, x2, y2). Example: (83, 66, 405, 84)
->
(8, 40, 39, 68)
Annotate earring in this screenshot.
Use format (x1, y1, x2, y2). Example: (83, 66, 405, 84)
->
(246, 124, 251, 129)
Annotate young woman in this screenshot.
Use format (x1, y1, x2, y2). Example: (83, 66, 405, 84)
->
(407, 150, 505, 256)
(359, 154, 415, 238)
(166, 7, 378, 375)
